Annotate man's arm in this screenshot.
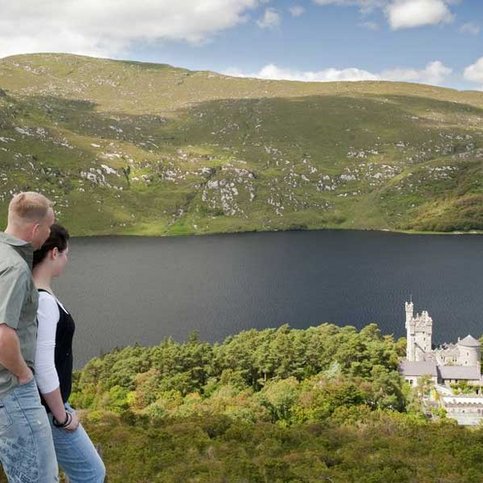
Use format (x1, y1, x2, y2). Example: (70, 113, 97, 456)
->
(0, 323, 33, 384)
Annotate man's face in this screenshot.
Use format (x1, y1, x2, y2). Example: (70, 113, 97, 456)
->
(31, 208, 55, 249)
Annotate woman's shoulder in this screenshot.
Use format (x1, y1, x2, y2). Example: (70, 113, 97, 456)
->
(38, 290, 70, 315)
(37, 290, 60, 317)
(38, 289, 56, 303)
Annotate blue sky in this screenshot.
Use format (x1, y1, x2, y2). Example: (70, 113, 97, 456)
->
(0, 0, 482, 90)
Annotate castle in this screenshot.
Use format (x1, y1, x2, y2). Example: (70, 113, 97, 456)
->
(404, 300, 481, 370)
(400, 300, 481, 388)
(399, 301, 482, 425)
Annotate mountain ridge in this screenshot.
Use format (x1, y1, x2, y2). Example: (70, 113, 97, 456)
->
(0, 53, 481, 235)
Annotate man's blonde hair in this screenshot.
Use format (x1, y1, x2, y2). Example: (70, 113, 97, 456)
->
(8, 192, 53, 224)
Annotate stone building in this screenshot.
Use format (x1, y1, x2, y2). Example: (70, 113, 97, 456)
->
(399, 301, 483, 425)
(441, 395, 483, 426)
(400, 301, 482, 389)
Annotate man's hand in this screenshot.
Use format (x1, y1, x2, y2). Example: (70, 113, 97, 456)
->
(17, 367, 34, 385)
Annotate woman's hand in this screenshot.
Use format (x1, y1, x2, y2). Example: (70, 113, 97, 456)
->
(63, 410, 80, 432)
(53, 408, 80, 432)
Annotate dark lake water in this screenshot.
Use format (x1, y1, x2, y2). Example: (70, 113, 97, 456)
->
(53, 230, 483, 368)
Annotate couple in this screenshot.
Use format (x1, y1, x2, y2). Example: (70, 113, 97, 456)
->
(0, 192, 105, 482)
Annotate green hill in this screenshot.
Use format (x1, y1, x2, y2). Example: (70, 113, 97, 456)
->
(0, 53, 482, 235)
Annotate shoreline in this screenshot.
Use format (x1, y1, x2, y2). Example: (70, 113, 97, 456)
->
(69, 225, 483, 239)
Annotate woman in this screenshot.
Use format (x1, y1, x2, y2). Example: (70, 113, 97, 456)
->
(33, 224, 105, 483)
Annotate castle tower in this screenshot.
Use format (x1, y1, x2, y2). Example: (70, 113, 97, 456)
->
(405, 301, 414, 328)
(405, 301, 433, 362)
(457, 335, 481, 367)
(405, 301, 415, 361)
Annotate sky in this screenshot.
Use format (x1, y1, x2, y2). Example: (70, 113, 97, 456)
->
(0, 0, 482, 90)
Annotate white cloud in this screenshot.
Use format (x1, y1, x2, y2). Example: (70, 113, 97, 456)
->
(313, 0, 384, 8)
(259, 64, 379, 81)
(226, 64, 379, 82)
(312, 0, 350, 3)
(289, 5, 306, 17)
(225, 60, 452, 86)
(460, 23, 480, 36)
(463, 57, 483, 89)
(257, 8, 282, 29)
(382, 60, 452, 84)
(0, 0, 259, 59)
(359, 21, 380, 30)
(386, 0, 453, 30)
(313, 0, 457, 29)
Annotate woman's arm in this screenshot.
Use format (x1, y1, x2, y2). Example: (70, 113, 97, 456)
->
(41, 388, 79, 431)
(41, 387, 71, 423)
(34, 293, 69, 422)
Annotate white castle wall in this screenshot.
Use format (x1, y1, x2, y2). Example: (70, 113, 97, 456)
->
(457, 342, 480, 367)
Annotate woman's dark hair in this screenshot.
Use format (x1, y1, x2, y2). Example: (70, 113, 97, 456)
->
(33, 223, 70, 269)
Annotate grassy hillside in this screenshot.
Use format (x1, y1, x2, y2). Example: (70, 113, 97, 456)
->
(0, 53, 482, 235)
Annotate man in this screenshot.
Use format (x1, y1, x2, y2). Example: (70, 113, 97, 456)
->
(0, 192, 58, 482)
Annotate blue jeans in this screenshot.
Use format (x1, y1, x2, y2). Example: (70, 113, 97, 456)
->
(48, 403, 105, 483)
(0, 378, 59, 482)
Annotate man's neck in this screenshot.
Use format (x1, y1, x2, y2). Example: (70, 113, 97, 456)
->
(5, 226, 30, 244)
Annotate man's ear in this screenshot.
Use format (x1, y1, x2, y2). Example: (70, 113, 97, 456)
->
(31, 222, 40, 241)
(51, 247, 59, 259)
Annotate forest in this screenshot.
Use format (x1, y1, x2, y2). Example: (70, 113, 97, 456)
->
(1, 323, 482, 482)
(65, 323, 482, 482)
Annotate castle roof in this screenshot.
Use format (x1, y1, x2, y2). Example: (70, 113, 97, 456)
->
(399, 360, 437, 377)
(457, 335, 481, 347)
(437, 365, 481, 381)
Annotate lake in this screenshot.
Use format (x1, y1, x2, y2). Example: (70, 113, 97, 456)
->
(54, 230, 483, 368)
